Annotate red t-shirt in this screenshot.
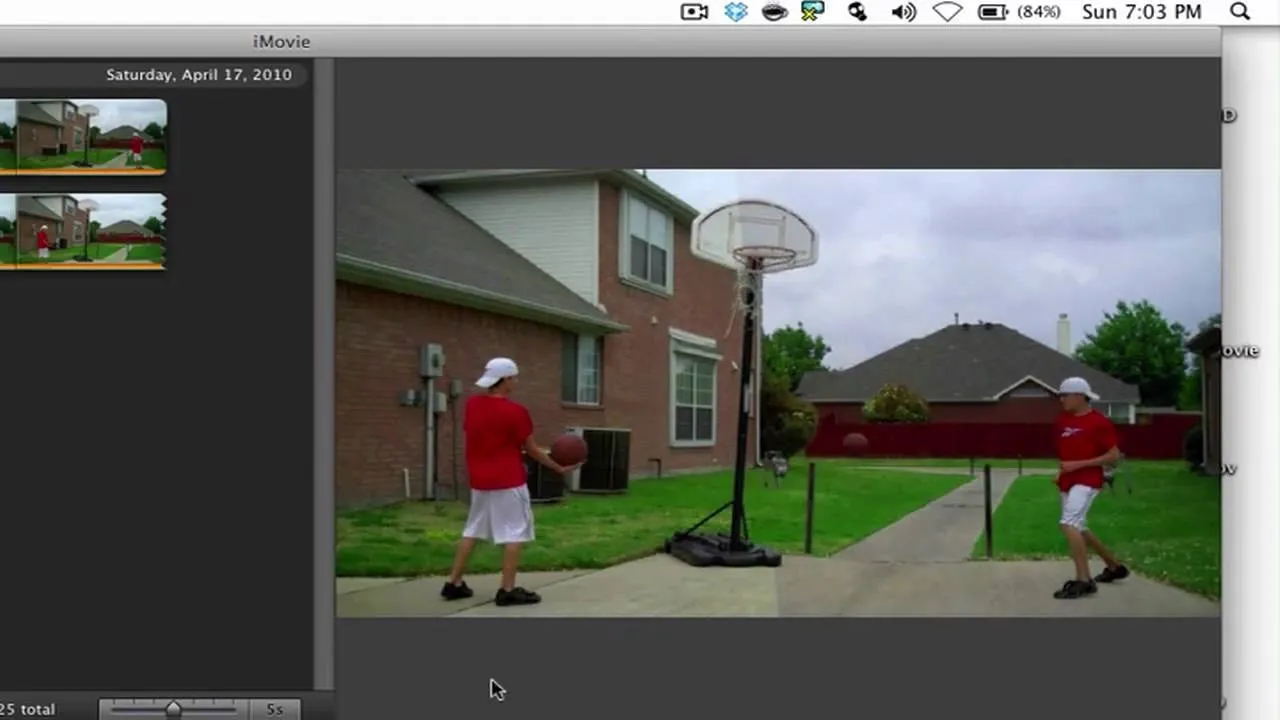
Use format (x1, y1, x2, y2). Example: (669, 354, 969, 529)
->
(463, 394, 533, 491)
(130, 136, 144, 154)
(1054, 409, 1118, 491)
(36, 229, 48, 249)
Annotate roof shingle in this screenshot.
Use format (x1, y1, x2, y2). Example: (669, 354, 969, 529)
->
(797, 322, 1140, 404)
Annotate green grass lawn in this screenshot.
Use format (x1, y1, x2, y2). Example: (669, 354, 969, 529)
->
(17, 149, 123, 169)
(337, 462, 969, 577)
(0, 148, 15, 168)
(126, 244, 164, 261)
(0, 244, 14, 264)
(975, 461, 1220, 598)
(849, 457, 1059, 470)
(139, 149, 167, 169)
(15, 243, 124, 263)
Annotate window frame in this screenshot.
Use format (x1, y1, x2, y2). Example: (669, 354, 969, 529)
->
(619, 190, 674, 294)
(670, 342, 720, 448)
(561, 333, 603, 406)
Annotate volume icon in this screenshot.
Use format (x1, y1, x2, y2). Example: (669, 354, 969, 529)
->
(892, 2, 918, 20)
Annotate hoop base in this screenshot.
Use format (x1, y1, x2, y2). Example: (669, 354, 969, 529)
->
(664, 533, 783, 568)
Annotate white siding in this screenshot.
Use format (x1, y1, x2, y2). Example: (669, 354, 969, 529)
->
(437, 180, 600, 304)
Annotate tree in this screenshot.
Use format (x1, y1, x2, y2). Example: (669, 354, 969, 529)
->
(143, 216, 166, 235)
(762, 322, 832, 392)
(1178, 312, 1221, 410)
(759, 370, 817, 459)
(143, 122, 164, 140)
(862, 383, 930, 423)
(0, 217, 13, 235)
(0, 122, 11, 140)
(89, 126, 101, 142)
(88, 220, 100, 243)
(1074, 300, 1188, 407)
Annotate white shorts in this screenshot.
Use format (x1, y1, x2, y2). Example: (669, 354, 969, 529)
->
(462, 485, 535, 545)
(37, 248, 49, 258)
(1059, 485, 1099, 530)
(131, 152, 142, 162)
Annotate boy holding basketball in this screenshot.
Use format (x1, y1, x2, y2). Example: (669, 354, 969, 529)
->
(1052, 377, 1130, 600)
(441, 357, 578, 607)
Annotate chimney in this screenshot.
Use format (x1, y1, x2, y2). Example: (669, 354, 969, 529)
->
(1056, 313, 1071, 354)
(953, 313, 959, 325)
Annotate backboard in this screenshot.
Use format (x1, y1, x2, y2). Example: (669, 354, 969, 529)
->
(691, 200, 818, 273)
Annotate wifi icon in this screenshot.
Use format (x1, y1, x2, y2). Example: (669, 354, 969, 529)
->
(891, 2, 917, 20)
(932, 1, 963, 21)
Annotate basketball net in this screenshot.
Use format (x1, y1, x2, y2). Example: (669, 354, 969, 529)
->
(724, 265, 764, 339)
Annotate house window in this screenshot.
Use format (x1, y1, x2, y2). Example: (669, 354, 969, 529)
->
(64, 106, 76, 120)
(561, 333, 602, 405)
(64, 199, 76, 214)
(73, 222, 83, 242)
(1099, 403, 1132, 425)
(73, 128, 83, 150)
(623, 193, 671, 290)
(672, 352, 716, 445)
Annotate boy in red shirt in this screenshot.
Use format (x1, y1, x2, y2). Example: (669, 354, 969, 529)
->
(441, 358, 578, 606)
(1052, 377, 1130, 599)
(128, 132, 144, 167)
(35, 224, 50, 260)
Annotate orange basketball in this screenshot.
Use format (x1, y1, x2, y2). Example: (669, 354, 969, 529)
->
(549, 433, 588, 467)
(843, 433, 869, 453)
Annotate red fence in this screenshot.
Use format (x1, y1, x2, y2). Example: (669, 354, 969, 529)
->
(92, 139, 165, 150)
(98, 233, 163, 244)
(0, 140, 12, 150)
(808, 413, 1200, 460)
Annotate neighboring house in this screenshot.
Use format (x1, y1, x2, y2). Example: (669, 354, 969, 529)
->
(99, 125, 162, 143)
(15, 195, 90, 253)
(98, 219, 163, 244)
(336, 169, 754, 507)
(797, 315, 1142, 425)
(16, 100, 89, 157)
(1186, 325, 1222, 472)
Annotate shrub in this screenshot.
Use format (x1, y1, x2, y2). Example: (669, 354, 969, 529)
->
(862, 383, 930, 423)
(760, 371, 817, 458)
(1183, 423, 1204, 471)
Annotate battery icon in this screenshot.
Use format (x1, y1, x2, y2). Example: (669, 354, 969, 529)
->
(977, 3, 1008, 18)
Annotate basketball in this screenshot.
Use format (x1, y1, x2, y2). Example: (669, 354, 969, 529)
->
(843, 433, 869, 453)
(549, 433, 588, 467)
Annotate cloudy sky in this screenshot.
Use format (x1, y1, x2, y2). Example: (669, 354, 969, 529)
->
(0, 100, 13, 126)
(71, 99, 167, 132)
(74, 193, 166, 227)
(646, 170, 1221, 369)
(0, 193, 13, 221)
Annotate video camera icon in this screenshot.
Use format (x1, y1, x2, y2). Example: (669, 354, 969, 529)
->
(680, 3, 711, 20)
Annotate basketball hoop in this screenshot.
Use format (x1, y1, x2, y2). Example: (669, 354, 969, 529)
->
(665, 200, 819, 570)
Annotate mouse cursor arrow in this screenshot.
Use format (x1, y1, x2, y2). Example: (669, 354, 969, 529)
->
(489, 678, 506, 702)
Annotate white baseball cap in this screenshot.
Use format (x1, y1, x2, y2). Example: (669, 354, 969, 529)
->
(1058, 377, 1099, 401)
(475, 357, 518, 388)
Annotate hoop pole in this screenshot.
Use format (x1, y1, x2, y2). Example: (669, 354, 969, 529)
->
(728, 258, 761, 551)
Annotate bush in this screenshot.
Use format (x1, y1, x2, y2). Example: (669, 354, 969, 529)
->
(760, 371, 817, 458)
(1183, 424, 1204, 470)
(863, 383, 930, 423)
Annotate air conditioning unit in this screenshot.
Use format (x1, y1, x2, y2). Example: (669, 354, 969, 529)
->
(564, 427, 631, 494)
(523, 453, 566, 504)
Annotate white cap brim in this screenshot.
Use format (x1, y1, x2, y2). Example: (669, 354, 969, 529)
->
(475, 374, 500, 388)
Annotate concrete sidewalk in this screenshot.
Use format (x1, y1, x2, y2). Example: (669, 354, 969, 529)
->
(834, 468, 1018, 563)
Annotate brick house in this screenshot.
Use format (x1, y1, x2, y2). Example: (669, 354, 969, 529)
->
(336, 169, 756, 508)
(16, 100, 90, 157)
(797, 315, 1140, 426)
(99, 220, 164, 244)
(15, 194, 90, 253)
